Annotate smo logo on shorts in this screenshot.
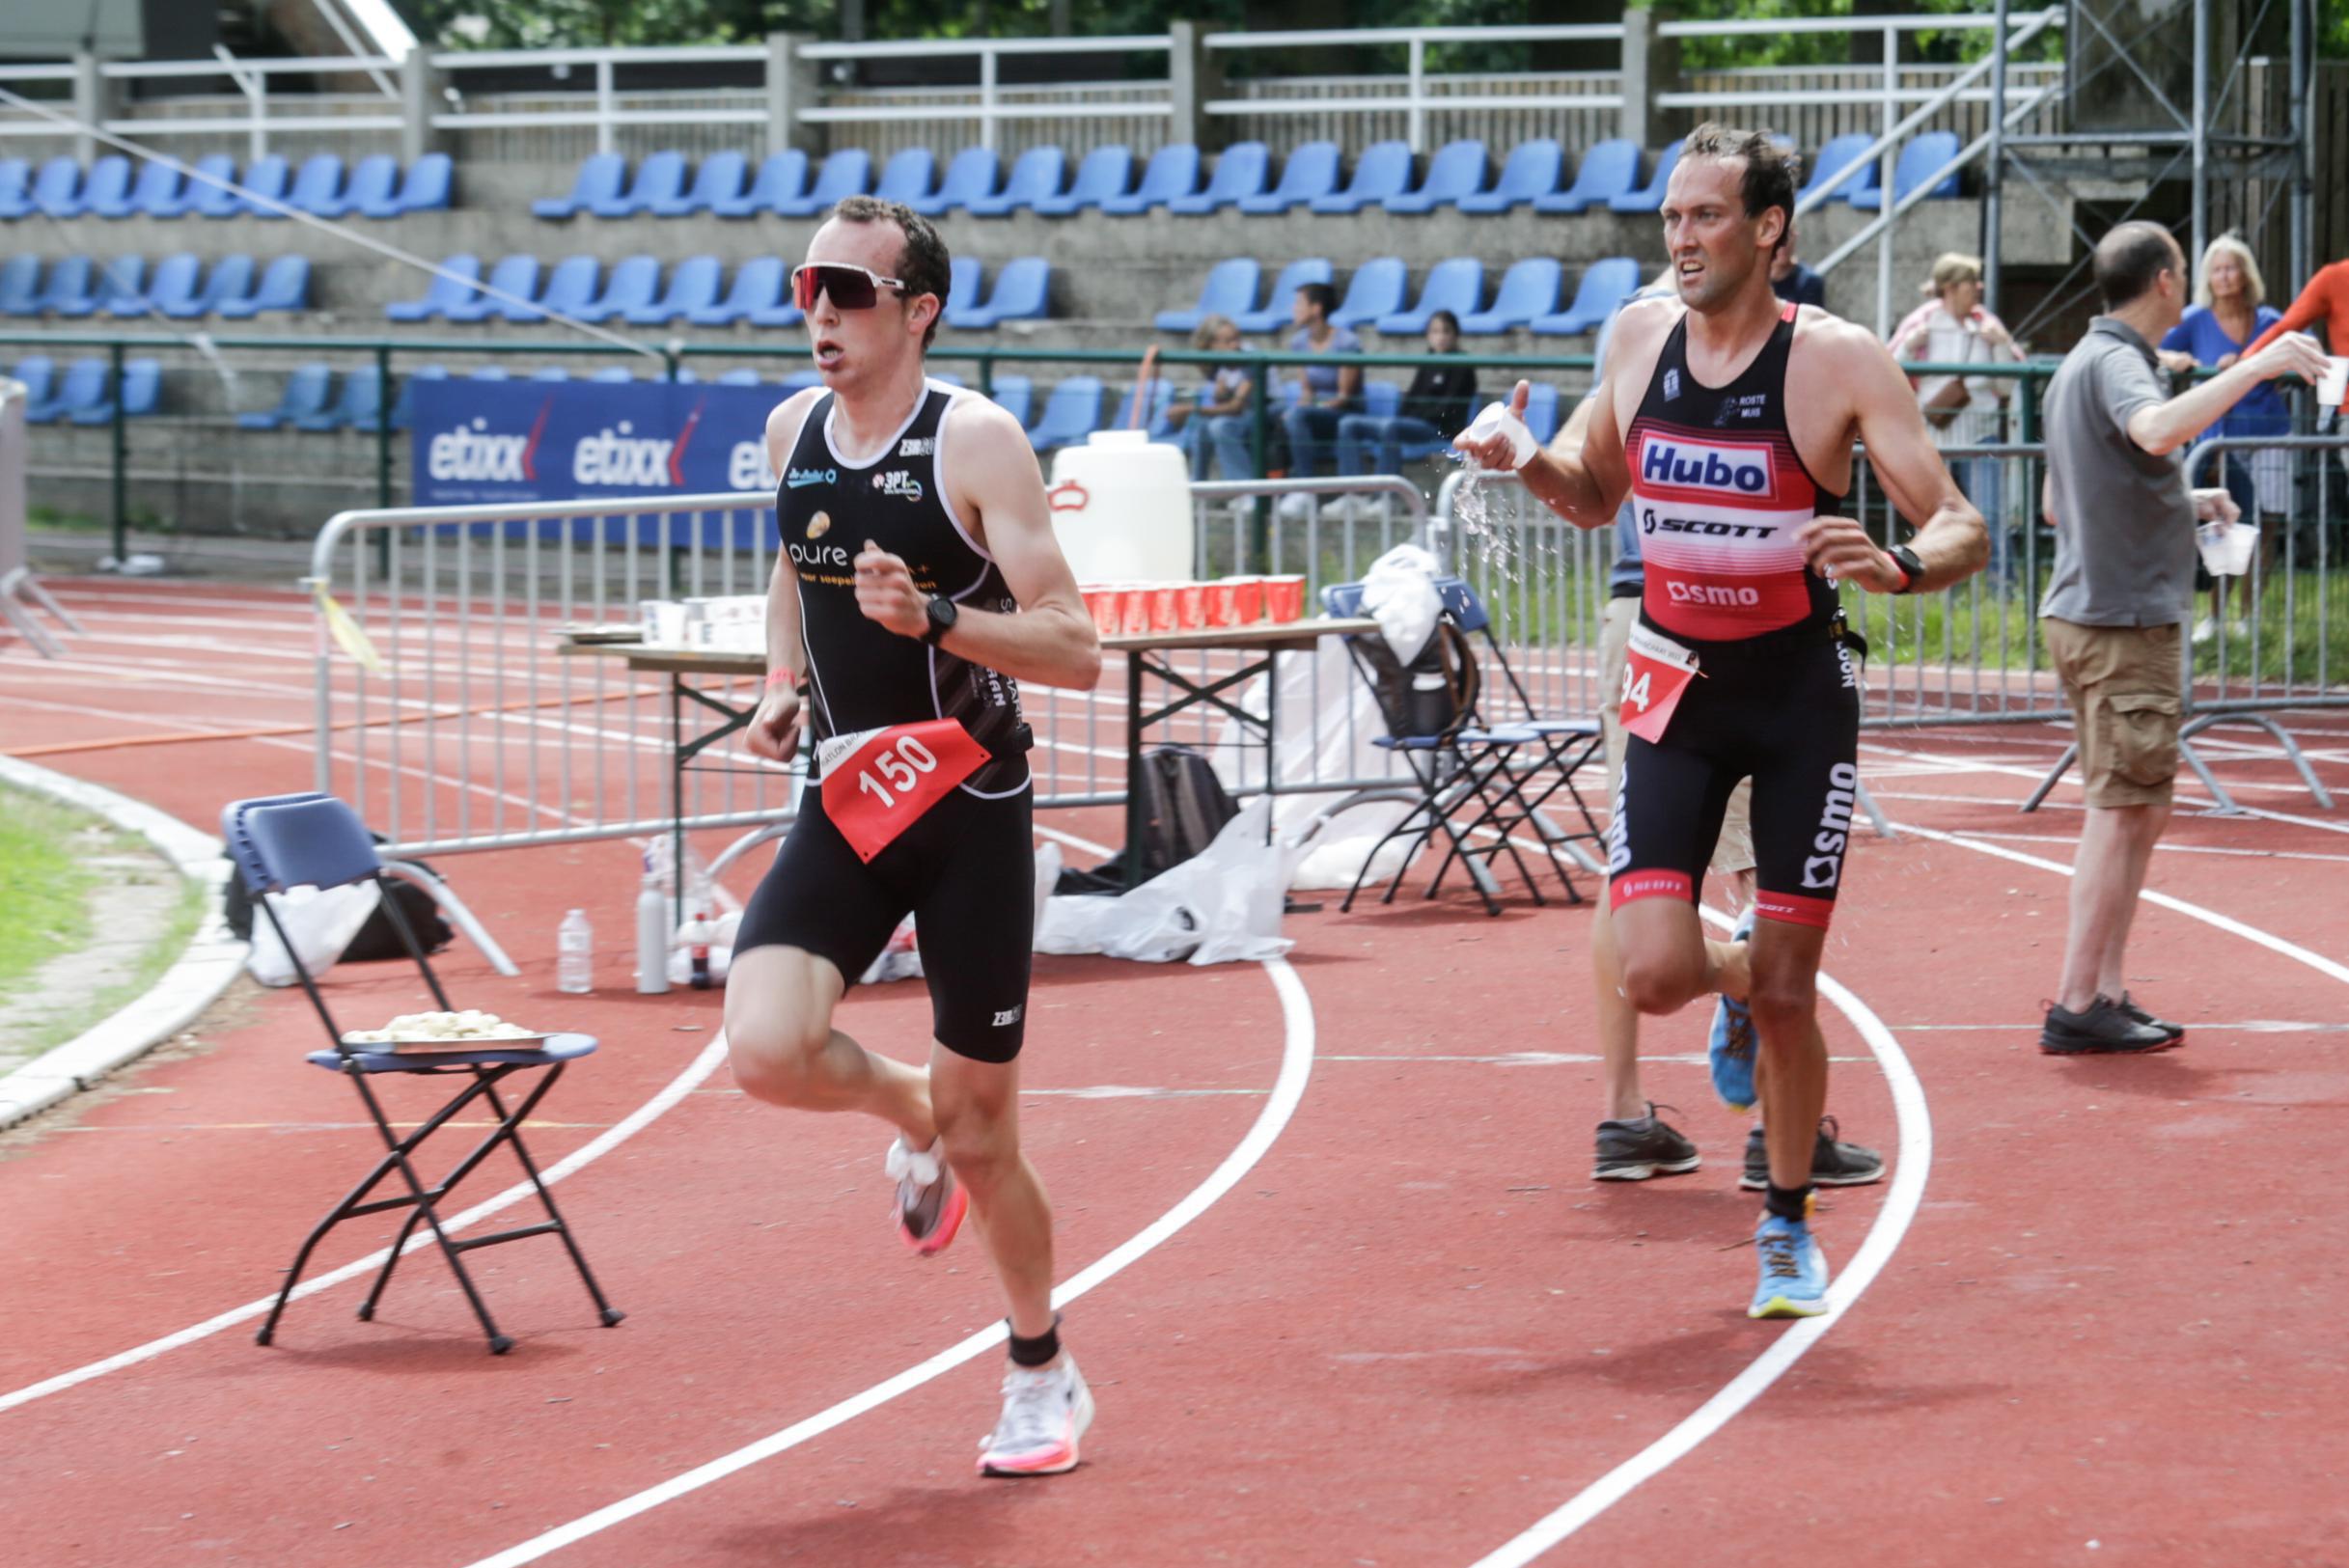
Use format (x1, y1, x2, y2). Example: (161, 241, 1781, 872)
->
(1801, 761, 1862, 890)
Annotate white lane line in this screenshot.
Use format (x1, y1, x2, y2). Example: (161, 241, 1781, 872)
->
(460, 955, 1319, 1568)
(1469, 943, 1930, 1567)
(1940, 826, 2349, 867)
(0, 1036, 732, 1416)
(1859, 740, 2349, 831)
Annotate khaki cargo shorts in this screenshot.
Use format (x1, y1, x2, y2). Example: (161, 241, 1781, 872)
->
(2042, 617, 2184, 809)
(1598, 593, 1755, 876)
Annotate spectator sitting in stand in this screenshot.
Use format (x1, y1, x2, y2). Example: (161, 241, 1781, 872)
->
(1166, 315, 1259, 502)
(1276, 281, 1363, 521)
(1329, 308, 1478, 518)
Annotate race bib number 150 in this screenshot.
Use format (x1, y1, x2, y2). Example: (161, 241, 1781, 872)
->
(818, 719, 987, 863)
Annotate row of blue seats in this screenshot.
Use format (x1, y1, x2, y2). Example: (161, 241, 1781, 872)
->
(4, 355, 161, 424)
(386, 252, 1048, 329)
(534, 131, 1957, 222)
(1157, 255, 1641, 338)
(0, 152, 451, 222)
(0, 253, 308, 319)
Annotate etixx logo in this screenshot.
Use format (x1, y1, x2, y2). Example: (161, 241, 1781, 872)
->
(427, 409, 544, 485)
(573, 406, 699, 489)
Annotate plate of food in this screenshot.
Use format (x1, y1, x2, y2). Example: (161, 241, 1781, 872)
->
(558, 622, 645, 645)
(342, 1009, 553, 1054)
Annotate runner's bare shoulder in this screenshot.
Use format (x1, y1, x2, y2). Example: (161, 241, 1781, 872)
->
(939, 385, 1030, 450)
(1601, 295, 1683, 419)
(763, 387, 825, 460)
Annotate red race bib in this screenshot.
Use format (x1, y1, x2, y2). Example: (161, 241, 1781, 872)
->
(1619, 622, 1701, 744)
(818, 720, 988, 863)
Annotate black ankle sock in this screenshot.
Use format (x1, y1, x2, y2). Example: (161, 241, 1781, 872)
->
(1008, 1316, 1062, 1368)
(1764, 1182, 1812, 1224)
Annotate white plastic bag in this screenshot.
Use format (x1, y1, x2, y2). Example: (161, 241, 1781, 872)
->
(1036, 799, 1297, 966)
(1360, 542, 1443, 663)
(245, 882, 381, 988)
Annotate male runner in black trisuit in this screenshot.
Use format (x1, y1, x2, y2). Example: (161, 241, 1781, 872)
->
(728, 196, 1103, 1472)
(1458, 124, 1986, 1317)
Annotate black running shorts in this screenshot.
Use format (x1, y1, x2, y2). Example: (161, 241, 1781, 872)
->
(1606, 620, 1862, 930)
(735, 784, 1036, 1062)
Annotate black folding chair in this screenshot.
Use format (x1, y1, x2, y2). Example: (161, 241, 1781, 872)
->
(223, 791, 622, 1355)
(1322, 582, 1557, 917)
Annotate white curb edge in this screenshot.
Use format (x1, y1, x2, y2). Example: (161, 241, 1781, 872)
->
(0, 756, 248, 1131)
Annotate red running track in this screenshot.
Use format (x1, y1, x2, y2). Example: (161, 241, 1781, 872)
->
(4, 578, 2348, 1566)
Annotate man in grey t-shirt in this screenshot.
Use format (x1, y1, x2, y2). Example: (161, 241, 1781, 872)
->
(2034, 222, 2324, 1055)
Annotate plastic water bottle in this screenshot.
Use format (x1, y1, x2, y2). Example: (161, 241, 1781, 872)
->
(634, 856, 669, 995)
(1464, 399, 1538, 471)
(556, 908, 594, 994)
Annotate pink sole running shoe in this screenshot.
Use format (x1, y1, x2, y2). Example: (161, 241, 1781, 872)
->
(978, 1358, 1094, 1477)
(886, 1137, 967, 1256)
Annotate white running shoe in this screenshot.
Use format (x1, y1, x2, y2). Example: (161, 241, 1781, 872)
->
(1276, 490, 1315, 522)
(977, 1357, 1094, 1476)
(884, 1136, 966, 1257)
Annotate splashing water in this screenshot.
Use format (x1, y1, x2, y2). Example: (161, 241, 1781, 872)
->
(1447, 448, 1522, 586)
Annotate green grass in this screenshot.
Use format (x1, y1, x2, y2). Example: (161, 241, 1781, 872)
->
(0, 785, 98, 1004)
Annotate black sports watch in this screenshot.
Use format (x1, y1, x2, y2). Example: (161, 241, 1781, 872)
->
(1887, 544, 1925, 594)
(921, 593, 958, 646)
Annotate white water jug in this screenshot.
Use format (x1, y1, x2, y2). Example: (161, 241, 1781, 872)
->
(1046, 429, 1193, 584)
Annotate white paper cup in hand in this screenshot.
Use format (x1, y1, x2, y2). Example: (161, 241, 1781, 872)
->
(2318, 356, 2349, 407)
(1465, 400, 1537, 470)
(2196, 519, 2256, 577)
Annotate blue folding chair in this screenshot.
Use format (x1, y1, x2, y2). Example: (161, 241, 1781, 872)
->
(1098, 143, 1200, 215)
(1456, 139, 1563, 213)
(1033, 145, 1133, 216)
(223, 793, 622, 1355)
(1234, 257, 1334, 333)
(1169, 142, 1270, 214)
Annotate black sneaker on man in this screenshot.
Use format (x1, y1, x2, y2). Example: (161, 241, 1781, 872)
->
(2040, 996, 2179, 1055)
(1591, 1103, 1700, 1181)
(1740, 1116, 1885, 1191)
(2115, 992, 2185, 1043)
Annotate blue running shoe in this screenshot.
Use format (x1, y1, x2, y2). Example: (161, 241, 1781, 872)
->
(1707, 910, 1757, 1113)
(1749, 1209, 1830, 1320)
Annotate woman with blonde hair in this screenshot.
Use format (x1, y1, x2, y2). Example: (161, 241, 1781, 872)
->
(1166, 313, 1257, 483)
(2160, 232, 2288, 641)
(1889, 253, 2028, 582)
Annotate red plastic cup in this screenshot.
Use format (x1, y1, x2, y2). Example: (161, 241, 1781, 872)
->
(1082, 587, 1121, 637)
(1147, 585, 1180, 633)
(1176, 581, 1207, 629)
(1202, 579, 1239, 628)
(1263, 575, 1307, 623)
(1228, 576, 1266, 624)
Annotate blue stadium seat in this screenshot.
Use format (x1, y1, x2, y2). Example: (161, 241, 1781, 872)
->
(169, 254, 252, 318)
(1234, 258, 1334, 332)
(714, 151, 809, 218)
(294, 365, 383, 432)
(231, 153, 290, 216)
(778, 369, 825, 394)
(533, 368, 575, 382)
(1154, 257, 1260, 333)
(1456, 138, 1564, 213)
(912, 146, 1001, 216)
(0, 256, 41, 315)
(652, 151, 747, 217)
(953, 257, 1050, 329)
(0, 158, 29, 220)
(104, 358, 166, 422)
(940, 255, 983, 328)
(378, 152, 453, 216)
(873, 147, 940, 207)
(1522, 382, 1561, 445)
(967, 146, 1066, 216)
(687, 256, 786, 325)
(1459, 257, 1561, 334)
(1028, 375, 1105, 453)
(987, 374, 1034, 427)
(27, 358, 107, 424)
(506, 255, 598, 322)
(534, 153, 625, 220)
(125, 158, 191, 219)
(5, 356, 53, 403)
(1111, 377, 1178, 436)
(1034, 145, 1133, 216)
(1610, 137, 1683, 213)
(1848, 131, 1961, 208)
(60, 255, 142, 319)
(216, 255, 309, 317)
(32, 256, 97, 316)
(183, 154, 243, 219)
(1531, 257, 1642, 335)
(746, 286, 803, 328)
(263, 153, 345, 219)
(237, 364, 332, 429)
(716, 368, 763, 386)
(1534, 139, 1640, 213)
(1238, 141, 1340, 213)
(1798, 133, 1876, 206)
(1361, 381, 1402, 420)
(1330, 258, 1408, 330)
(385, 254, 479, 322)
(1383, 140, 1488, 214)
(625, 255, 722, 324)
(599, 151, 685, 218)
(450, 254, 540, 323)
(1099, 143, 1201, 215)
(468, 367, 511, 381)
(31, 156, 85, 217)
(576, 255, 660, 322)
(1169, 141, 1270, 214)
(80, 156, 138, 218)
(1376, 258, 1482, 336)
(777, 149, 871, 217)
(112, 253, 199, 317)
(387, 365, 446, 431)
(329, 153, 400, 218)
(1312, 140, 1413, 214)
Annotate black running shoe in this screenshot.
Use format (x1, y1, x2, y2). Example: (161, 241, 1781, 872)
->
(1740, 1116, 1886, 1191)
(2040, 996, 2178, 1055)
(1591, 1103, 1700, 1181)
(2115, 992, 2185, 1043)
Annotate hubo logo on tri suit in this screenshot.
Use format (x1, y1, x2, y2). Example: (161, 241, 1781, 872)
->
(1636, 434, 1782, 503)
(1801, 761, 1862, 889)
(426, 409, 546, 485)
(873, 470, 926, 503)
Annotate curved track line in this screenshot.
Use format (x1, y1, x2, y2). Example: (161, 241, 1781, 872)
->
(460, 955, 1318, 1568)
(0, 1038, 732, 1416)
(1469, 929, 1931, 1568)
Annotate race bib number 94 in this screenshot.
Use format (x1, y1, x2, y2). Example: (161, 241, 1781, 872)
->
(819, 719, 987, 863)
(1619, 622, 1701, 744)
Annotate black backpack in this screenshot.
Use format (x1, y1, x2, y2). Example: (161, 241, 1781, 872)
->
(222, 839, 456, 962)
(1056, 744, 1240, 894)
(1347, 619, 1480, 741)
